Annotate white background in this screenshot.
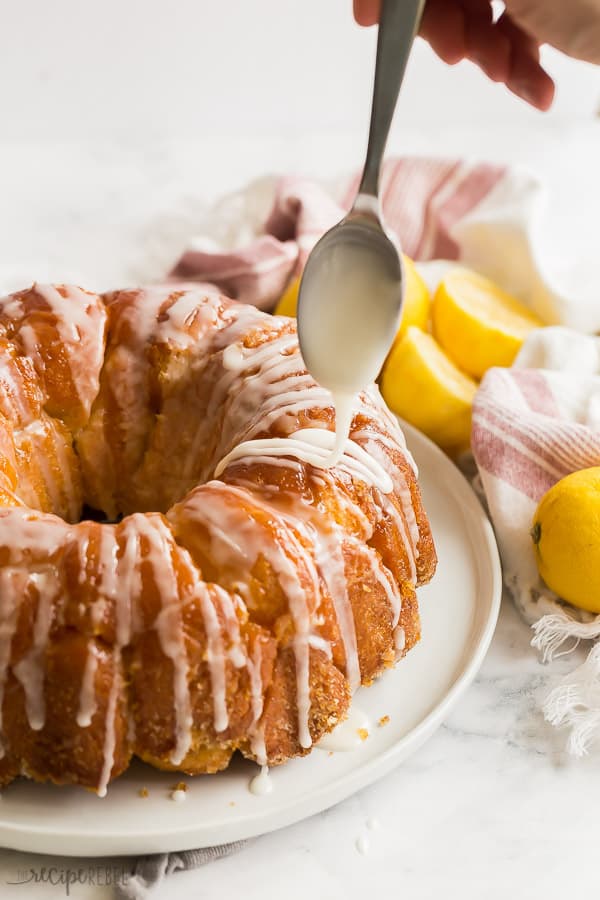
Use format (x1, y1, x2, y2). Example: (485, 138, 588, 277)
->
(0, 2, 599, 898)
(0, 0, 598, 296)
(1, 0, 599, 140)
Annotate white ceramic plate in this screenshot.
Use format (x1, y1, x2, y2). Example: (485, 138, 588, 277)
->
(0, 422, 501, 857)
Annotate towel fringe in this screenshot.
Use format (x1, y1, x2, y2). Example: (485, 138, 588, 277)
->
(542, 643, 600, 757)
(531, 610, 600, 663)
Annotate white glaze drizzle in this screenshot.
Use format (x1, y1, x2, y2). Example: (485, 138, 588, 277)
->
(175, 300, 419, 672)
(222, 466, 396, 694)
(0, 352, 36, 425)
(308, 634, 333, 658)
(176, 482, 314, 749)
(34, 284, 85, 343)
(356, 834, 370, 855)
(12, 572, 54, 731)
(8, 284, 106, 418)
(134, 515, 193, 765)
(0, 569, 28, 758)
(117, 518, 142, 636)
(159, 290, 219, 345)
(352, 424, 418, 476)
(247, 640, 267, 766)
(215, 428, 393, 494)
(234, 470, 406, 692)
(219, 441, 412, 694)
(235, 485, 313, 749)
(374, 489, 417, 584)
(76, 529, 90, 587)
(196, 581, 229, 734)
(249, 764, 272, 796)
(22, 421, 62, 514)
(222, 332, 298, 374)
(394, 484, 420, 560)
(326, 392, 355, 468)
(0, 509, 69, 557)
(313, 525, 360, 691)
(96, 648, 120, 799)
(394, 626, 406, 659)
(97, 516, 134, 797)
(317, 704, 371, 752)
(356, 427, 421, 564)
(346, 536, 402, 629)
(47, 420, 80, 522)
(104, 289, 224, 479)
(370, 561, 402, 630)
(77, 643, 98, 728)
(211, 319, 384, 467)
(19, 417, 80, 521)
(16, 325, 44, 388)
(213, 585, 246, 669)
(94, 525, 119, 625)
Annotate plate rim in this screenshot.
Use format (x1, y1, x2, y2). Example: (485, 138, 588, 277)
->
(0, 422, 502, 856)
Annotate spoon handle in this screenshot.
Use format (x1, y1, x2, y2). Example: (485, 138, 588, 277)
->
(358, 0, 426, 200)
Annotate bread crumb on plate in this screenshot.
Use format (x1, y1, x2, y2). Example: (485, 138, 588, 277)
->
(171, 781, 188, 792)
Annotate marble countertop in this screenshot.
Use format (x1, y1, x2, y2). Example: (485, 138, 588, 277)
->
(0, 119, 599, 898)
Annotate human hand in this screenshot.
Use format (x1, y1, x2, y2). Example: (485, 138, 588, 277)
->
(353, 0, 555, 110)
(505, 0, 600, 66)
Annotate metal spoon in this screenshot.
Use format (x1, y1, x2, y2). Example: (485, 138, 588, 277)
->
(297, 0, 426, 399)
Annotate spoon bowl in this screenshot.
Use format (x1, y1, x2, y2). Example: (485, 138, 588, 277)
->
(297, 206, 404, 395)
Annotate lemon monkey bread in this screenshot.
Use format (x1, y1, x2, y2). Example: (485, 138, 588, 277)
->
(0, 283, 436, 794)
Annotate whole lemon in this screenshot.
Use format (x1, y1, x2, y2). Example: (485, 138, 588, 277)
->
(531, 467, 600, 613)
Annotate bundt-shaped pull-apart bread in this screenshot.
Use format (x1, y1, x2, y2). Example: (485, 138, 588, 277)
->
(0, 283, 436, 794)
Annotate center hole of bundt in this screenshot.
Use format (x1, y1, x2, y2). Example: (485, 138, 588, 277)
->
(79, 504, 123, 525)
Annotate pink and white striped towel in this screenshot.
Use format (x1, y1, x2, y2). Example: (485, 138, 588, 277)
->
(169, 155, 600, 332)
(170, 157, 507, 307)
(472, 328, 600, 756)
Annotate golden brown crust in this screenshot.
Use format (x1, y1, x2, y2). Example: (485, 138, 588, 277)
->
(254, 646, 350, 766)
(2, 632, 131, 789)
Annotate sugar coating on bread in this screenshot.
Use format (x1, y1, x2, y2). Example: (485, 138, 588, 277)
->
(0, 284, 436, 794)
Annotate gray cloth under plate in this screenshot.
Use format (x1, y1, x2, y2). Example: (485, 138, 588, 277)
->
(113, 841, 247, 899)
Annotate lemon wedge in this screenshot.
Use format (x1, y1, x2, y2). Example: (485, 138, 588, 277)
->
(397, 256, 430, 337)
(432, 267, 542, 379)
(381, 326, 477, 454)
(274, 275, 301, 318)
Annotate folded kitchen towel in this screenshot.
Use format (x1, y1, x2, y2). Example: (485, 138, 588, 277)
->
(169, 155, 600, 332)
(170, 157, 504, 308)
(471, 326, 600, 756)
